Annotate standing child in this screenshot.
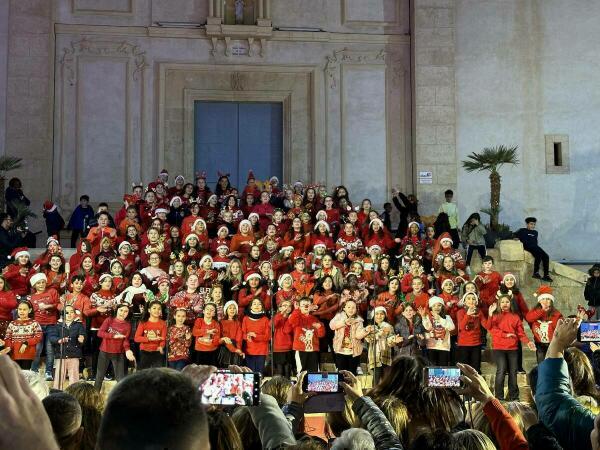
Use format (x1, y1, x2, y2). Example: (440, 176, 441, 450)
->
(0, 275, 17, 341)
(500, 272, 530, 372)
(474, 256, 503, 314)
(0, 301, 42, 369)
(393, 303, 425, 357)
(241, 298, 271, 373)
(288, 297, 325, 373)
(483, 293, 535, 400)
(330, 299, 370, 375)
(29, 273, 59, 380)
(134, 300, 167, 370)
(585, 264, 600, 320)
(192, 302, 221, 366)
(455, 293, 485, 373)
(49, 304, 85, 388)
(366, 306, 394, 384)
(167, 308, 192, 370)
(218, 301, 244, 367)
(438, 189, 460, 248)
(420, 297, 455, 366)
(405, 277, 430, 312)
(272, 299, 294, 377)
(525, 285, 563, 363)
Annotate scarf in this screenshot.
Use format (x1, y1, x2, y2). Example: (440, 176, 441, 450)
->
(246, 311, 266, 320)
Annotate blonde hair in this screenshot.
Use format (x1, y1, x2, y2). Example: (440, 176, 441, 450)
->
(453, 429, 496, 450)
(261, 376, 293, 407)
(376, 396, 409, 445)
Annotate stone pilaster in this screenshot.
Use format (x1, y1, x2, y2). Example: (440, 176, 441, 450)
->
(412, 0, 456, 214)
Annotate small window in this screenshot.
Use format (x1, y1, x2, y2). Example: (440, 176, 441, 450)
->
(545, 135, 569, 174)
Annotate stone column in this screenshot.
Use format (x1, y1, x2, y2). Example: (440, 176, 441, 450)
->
(412, 0, 456, 215)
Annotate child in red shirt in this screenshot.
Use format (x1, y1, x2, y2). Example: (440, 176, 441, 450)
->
(219, 301, 244, 367)
(94, 303, 135, 390)
(405, 277, 430, 312)
(192, 302, 221, 366)
(167, 308, 192, 370)
(135, 300, 167, 370)
(241, 298, 271, 373)
(288, 297, 325, 373)
(475, 256, 503, 313)
(525, 285, 563, 363)
(29, 273, 59, 380)
(455, 292, 485, 373)
(0, 301, 42, 369)
(273, 299, 294, 377)
(0, 275, 18, 340)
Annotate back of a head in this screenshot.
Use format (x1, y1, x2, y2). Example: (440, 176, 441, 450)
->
(42, 392, 83, 450)
(207, 409, 242, 450)
(453, 429, 495, 450)
(65, 381, 104, 450)
(231, 406, 261, 450)
(410, 429, 464, 450)
(565, 347, 600, 401)
(375, 396, 409, 444)
(21, 369, 50, 400)
(331, 428, 375, 450)
(97, 368, 208, 450)
(261, 375, 293, 406)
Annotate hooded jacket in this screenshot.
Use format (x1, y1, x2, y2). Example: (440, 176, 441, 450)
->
(585, 265, 600, 307)
(48, 318, 86, 358)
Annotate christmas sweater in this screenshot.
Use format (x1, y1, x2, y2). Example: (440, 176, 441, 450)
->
(3, 319, 42, 360)
(287, 309, 325, 352)
(241, 315, 271, 355)
(135, 319, 167, 352)
(30, 289, 59, 325)
(167, 324, 192, 361)
(192, 318, 221, 351)
(98, 317, 131, 354)
(87, 290, 117, 329)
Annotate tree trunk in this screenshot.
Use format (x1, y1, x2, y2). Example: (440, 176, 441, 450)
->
(489, 170, 501, 230)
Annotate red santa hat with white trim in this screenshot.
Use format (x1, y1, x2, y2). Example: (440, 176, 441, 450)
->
(534, 285, 554, 303)
(244, 271, 261, 284)
(9, 247, 30, 260)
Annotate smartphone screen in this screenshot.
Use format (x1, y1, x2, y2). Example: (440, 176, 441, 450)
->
(424, 366, 461, 388)
(579, 321, 600, 342)
(199, 371, 261, 406)
(304, 372, 340, 393)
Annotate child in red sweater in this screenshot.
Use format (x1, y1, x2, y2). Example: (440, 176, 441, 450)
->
(483, 294, 535, 400)
(474, 256, 503, 314)
(455, 292, 485, 373)
(525, 285, 563, 363)
(167, 308, 192, 370)
(288, 297, 325, 373)
(94, 303, 135, 391)
(241, 298, 271, 373)
(135, 300, 167, 370)
(3, 247, 34, 297)
(0, 301, 42, 369)
(219, 301, 244, 367)
(405, 277, 430, 312)
(29, 273, 59, 380)
(192, 302, 221, 366)
(0, 275, 17, 340)
(273, 299, 294, 377)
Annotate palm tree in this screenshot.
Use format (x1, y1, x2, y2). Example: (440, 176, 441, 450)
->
(462, 145, 519, 231)
(0, 156, 22, 213)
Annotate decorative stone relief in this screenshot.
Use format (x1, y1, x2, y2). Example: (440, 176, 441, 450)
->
(230, 72, 247, 91)
(324, 48, 386, 89)
(60, 38, 147, 86)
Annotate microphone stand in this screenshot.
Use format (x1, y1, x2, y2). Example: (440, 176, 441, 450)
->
(269, 279, 277, 377)
(57, 307, 66, 390)
(164, 295, 170, 368)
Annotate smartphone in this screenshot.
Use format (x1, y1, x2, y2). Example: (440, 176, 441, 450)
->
(423, 366, 462, 388)
(302, 372, 342, 393)
(578, 321, 600, 342)
(199, 370, 261, 406)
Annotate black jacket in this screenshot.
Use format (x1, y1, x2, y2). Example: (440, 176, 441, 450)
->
(0, 226, 22, 268)
(48, 319, 86, 359)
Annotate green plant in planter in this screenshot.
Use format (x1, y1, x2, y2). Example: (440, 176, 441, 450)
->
(462, 145, 519, 231)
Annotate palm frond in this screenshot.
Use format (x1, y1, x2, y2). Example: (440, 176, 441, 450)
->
(10, 201, 36, 228)
(461, 145, 519, 173)
(0, 156, 23, 173)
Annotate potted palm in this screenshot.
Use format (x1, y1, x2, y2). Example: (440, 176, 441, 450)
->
(0, 155, 22, 213)
(461, 145, 519, 246)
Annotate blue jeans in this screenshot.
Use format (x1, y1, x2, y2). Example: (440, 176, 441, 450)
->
(168, 360, 189, 371)
(245, 355, 266, 373)
(32, 324, 55, 375)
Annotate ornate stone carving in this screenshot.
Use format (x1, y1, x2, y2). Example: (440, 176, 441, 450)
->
(324, 48, 386, 89)
(230, 72, 247, 91)
(60, 38, 147, 86)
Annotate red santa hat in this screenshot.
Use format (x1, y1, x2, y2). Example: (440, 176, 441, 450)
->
(315, 210, 328, 221)
(156, 276, 170, 286)
(217, 225, 230, 236)
(313, 241, 327, 250)
(440, 236, 453, 245)
(441, 278, 455, 287)
(46, 236, 60, 247)
(313, 220, 330, 232)
(169, 196, 182, 207)
(216, 244, 230, 252)
(503, 272, 516, 284)
(118, 241, 132, 252)
(29, 273, 47, 287)
(43, 201, 57, 212)
(278, 273, 293, 286)
(279, 245, 294, 254)
(247, 170, 255, 183)
(207, 194, 218, 204)
(199, 254, 213, 268)
(367, 244, 382, 253)
(369, 218, 384, 229)
(534, 285, 554, 303)
(98, 273, 113, 284)
(247, 213, 259, 222)
(185, 233, 200, 244)
(429, 296, 445, 309)
(9, 247, 30, 260)
(244, 271, 261, 283)
(192, 218, 207, 231)
(335, 247, 347, 256)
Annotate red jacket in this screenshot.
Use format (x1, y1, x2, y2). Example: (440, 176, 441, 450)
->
(287, 309, 325, 352)
(273, 313, 293, 352)
(476, 271, 502, 309)
(30, 289, 59, 325)
(405, 291, 430, 312)
(483, 311, 530, 351)
(135, 319, 167, 352)
(0, 291, 18, 321)
(525, 308, 563, 344)
(440, 292, 459, 335)
(3, 319, 42, 360)
(238, 287, 271, 314)
(483, 398, 529, 450)
(4, 265, 34, 296)
(98, 317, 131, 354)
(192, 319, 221, 351)
(241, 315, 271, 356)
(456, 308, 485, 346)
